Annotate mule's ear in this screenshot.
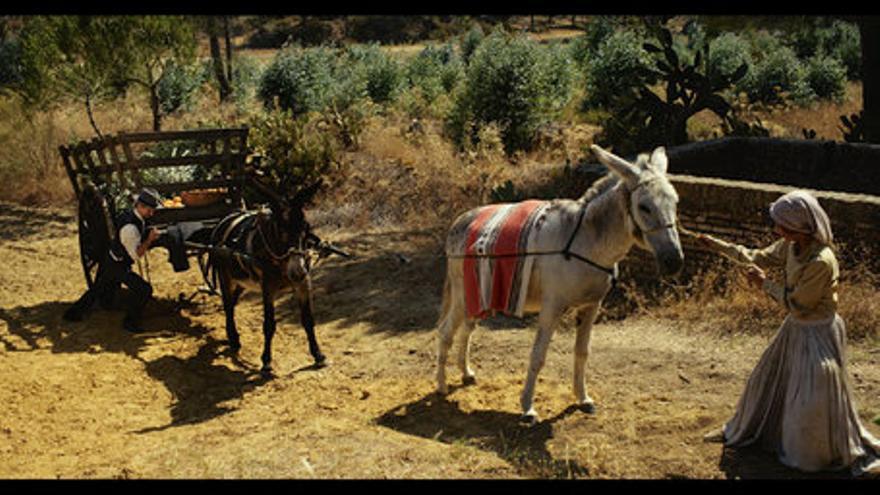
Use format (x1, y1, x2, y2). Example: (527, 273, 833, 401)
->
(591, 144, 640, 185)
(291, 179, 323, 208)
(649, 146, 668, 174)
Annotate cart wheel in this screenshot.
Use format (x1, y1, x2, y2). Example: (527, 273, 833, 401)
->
(77, 184, 115, 289)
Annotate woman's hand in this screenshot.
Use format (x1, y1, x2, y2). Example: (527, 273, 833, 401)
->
(745, 264, 766, 288)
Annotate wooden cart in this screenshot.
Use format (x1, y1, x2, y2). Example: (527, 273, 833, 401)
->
(59, 127, 251, 291)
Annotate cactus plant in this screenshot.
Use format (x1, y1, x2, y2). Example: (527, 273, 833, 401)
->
(840, 111, 865, 143)
(636, 20, 748, 146)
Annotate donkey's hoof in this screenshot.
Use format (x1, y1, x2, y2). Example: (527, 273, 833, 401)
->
(260, 366, 274, 378)
(436, 384, 449, 396)
(519, 412, 539, 427)
(577, 402, 596, 414)
(462, 375, 477, 386)
(313, 355, 328, 368)
(227, 340, 241, 351)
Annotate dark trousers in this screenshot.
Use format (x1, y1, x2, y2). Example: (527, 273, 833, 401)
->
(67, 255, 153, 327)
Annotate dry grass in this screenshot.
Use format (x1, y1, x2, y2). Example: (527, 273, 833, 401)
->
(630, 256, 880, 343)
(688, 82, 864, 141)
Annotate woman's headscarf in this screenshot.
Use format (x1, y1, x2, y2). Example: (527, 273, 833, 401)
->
(769, 190, 833, 245)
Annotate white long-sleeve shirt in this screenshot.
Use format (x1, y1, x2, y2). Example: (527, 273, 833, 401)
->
(116, 209, 145, 262)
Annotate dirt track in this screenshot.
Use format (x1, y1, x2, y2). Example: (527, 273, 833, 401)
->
(1, 201, 878, 479)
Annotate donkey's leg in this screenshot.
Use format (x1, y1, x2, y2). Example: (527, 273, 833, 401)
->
(219, 272, 242, 350)
(436, 279, 465, 395)
(297, 281, 326, 367)
(260, 288, 277, 377)
(520, 301, 564, 424)
(573, 303, 600, 413)
(456, 318, 477, 385)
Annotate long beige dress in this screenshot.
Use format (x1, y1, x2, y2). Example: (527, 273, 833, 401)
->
(704, 235, 880, 475)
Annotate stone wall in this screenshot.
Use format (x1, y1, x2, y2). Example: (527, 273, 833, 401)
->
(665, 137, 880, 197)
(610, 174, 880, 286)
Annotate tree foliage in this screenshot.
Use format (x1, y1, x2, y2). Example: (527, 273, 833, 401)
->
(15, 16, 197, 134)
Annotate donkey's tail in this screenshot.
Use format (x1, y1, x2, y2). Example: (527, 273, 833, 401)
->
(436, 272, 452, 328)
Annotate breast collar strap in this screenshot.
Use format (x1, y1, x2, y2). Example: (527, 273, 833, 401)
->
(562, 200, 617, 280)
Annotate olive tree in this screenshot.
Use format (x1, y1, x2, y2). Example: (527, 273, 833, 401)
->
(16, 16, 198, 135)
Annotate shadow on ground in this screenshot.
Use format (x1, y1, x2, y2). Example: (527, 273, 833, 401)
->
(0, 201, 75, 241)
(302, 229, 447, 335)
(375, 385, 591, 478)
(0, 295, 272, 431)
(301, 229, 539, 336)
(718, 446, 855, 479)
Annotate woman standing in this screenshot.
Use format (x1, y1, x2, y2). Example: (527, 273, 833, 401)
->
(698, 190, 879, 476)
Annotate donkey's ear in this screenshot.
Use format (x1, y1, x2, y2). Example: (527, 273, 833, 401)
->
(591, 144, 640, 186)
(649, 146, 668, 174)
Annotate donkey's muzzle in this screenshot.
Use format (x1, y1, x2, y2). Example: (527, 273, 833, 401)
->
(657, 250, 684, 277)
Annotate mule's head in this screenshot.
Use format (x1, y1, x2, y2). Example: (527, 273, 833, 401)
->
(255, 179, 323, 284)
(591, 144, 684, 276)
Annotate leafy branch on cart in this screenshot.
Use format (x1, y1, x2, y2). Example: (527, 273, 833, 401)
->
(246, 106, 345, 205)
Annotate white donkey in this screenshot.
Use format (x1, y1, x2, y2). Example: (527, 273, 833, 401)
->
(436, 144, 684, 424)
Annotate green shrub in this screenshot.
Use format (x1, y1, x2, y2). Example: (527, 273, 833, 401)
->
(569, 16, 632, 82)
(788, 18, 835, 60)
(258, 44, 337, 115)
(826, 20, 861, 80)
(258, 44, 375, 148)
(446, 31, 571, 154)
(539, 41, 577, 114)
(248, 106, 342, 197)
(157, 59, 206, 115)
(0, 37, 22, 90)
(459, 24, 484, 65)
(787, 18, 860, 80)
(802, 54, 847, 102)
(323, 59, 372, 149)
(229, 55, 264, 107)
(582, 29, 654, 109)
(738, 43, 804, 104)
(345, 44, 404, 104)
(405, 43, 463, 103)
(707, 32, 753, 90)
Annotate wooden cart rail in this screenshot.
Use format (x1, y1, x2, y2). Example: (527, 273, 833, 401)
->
(59, 127, 250, 226)
(59, 127, 249, 199)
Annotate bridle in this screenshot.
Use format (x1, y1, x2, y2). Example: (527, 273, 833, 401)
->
(255, 211, 309, 267)
(623, 178, 678, 237)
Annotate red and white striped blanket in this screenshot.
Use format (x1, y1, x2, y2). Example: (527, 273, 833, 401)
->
(458, 200, 550, 319)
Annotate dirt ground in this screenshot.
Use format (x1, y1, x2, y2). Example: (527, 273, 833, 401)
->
(1, 200, 878, 479)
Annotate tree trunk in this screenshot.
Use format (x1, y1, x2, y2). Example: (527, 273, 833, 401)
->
(223, 16, 233, 85)
(207, 17, 231, 103)
(859, 18, 880, 143)
(150, 85, 162, 132)
(84, 93, 104, 140)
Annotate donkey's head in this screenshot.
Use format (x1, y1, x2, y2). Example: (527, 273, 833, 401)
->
(591, 144, 684, 276)
(253, 179, 323, 284)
